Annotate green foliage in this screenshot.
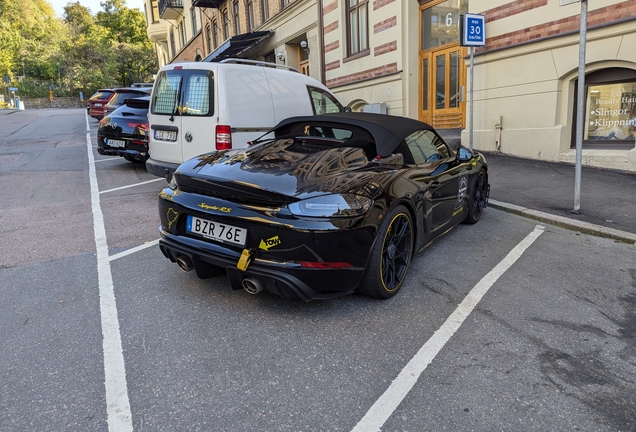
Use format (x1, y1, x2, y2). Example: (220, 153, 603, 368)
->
(0, 0, 157, 97)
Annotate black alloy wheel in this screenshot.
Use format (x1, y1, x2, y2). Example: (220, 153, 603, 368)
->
(359, 205, 413, 299)
(464, 169, 488, 224)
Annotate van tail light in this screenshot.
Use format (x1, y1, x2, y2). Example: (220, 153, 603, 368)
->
(216, 125, 232, 150)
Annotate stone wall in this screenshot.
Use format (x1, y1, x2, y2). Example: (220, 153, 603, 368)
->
(22, 97, 86, 109)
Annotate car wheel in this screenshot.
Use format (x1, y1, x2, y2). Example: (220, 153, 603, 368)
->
(464, 169, 488, 225)
(123, 154, 135, 162)
(359, 205, 413, 299)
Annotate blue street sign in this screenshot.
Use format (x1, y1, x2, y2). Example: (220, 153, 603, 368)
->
(9, 87, 18, 92)
(461, 13, 486, 47)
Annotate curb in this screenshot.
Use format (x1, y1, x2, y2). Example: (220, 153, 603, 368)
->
(488, 199, 636, 245)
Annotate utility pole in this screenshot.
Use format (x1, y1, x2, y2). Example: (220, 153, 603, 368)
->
(570, 0, 587, 214)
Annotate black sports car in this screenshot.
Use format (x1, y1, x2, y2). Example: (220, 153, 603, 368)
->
(158, 112, 489, 301)
(97, 96, 150, 162)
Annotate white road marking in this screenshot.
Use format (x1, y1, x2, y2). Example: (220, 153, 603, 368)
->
(351, 224, 546, 432)
(99, 178, 164, 195)
(108, 239, 160, 262)
(86, 120, 134, 431)
(94, 158, 121, 163)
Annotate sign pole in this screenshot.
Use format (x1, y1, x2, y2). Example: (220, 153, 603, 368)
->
(469, 46, 474, 150)
(460, 13, 485, 151)
(572, 0, 587, 214)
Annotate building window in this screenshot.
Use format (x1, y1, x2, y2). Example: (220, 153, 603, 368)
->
(151, 0, 159, 23)
(577, 68, 636, 148)
(281, 0, 289, 8)
(233, 0, 240, 35)
(420, 0, 467, 50)
(205, 25, 212, 54)
(169, 28, 176, 56)
(178, 20, 186, 46)
(190, 8, 197, 35)
(264, 51, 276, 63)
(222, 9, 230, 40)
(247, 0, 254, 31)
(213, 20, 219, 48)
(261, 0, 269, 23)
(347, 0, 369, 56)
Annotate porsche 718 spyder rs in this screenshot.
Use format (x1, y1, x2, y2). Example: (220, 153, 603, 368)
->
(157, 112, 489, 301)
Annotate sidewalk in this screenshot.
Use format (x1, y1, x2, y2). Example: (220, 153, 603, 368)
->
(482, 152, 636, 244)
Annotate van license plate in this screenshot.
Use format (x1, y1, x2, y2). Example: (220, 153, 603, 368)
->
(186, 216, 247, 246)
(107, 139, 126, 148)
(155, 130, 177, 141)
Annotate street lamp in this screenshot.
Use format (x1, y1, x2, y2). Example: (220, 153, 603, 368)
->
(56, 62, 60, 84)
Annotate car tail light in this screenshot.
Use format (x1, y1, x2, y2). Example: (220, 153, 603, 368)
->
(216, 125, 232, 150)
(138, 123, 149, 136)
(131, 140, 148, 146)
(298, 261, 353, 268)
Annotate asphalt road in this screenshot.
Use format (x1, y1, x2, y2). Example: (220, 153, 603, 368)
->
(1, 108, 635, 431)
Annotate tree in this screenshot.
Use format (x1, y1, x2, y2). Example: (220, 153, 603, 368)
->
(97, 0, 150, 45)
(0, 0, 66, 81)
(0, 0, 157, 97)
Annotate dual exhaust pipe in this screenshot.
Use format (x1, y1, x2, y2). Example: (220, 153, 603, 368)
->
(175, 254, 264, 295)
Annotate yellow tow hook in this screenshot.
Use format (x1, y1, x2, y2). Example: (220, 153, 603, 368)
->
(237, 248, 254, 271)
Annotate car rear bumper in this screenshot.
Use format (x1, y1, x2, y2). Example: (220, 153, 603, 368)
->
(158, 229, 362, 302)
(97, 139, 149, 161)
(146, 158, 180, 180)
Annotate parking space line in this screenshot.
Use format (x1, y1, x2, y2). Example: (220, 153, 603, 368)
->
(99, 178, 164, 195)
(94, 158, 121, 163)
(351, 224, 545, 432)
(86, 120, 134, 430)
(108, 239, 160, 262)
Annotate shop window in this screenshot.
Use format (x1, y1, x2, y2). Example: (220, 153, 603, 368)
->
(574, 68, 636, 148)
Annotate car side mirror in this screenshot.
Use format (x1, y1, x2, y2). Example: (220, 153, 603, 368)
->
(457, 147, 473, 162)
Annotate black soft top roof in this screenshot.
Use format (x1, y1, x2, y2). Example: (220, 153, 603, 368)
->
(272, 112, 435, 157)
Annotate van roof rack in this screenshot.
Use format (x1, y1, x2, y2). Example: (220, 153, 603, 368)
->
(218, 58, 299, 73)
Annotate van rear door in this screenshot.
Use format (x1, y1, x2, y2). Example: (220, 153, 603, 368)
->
(149, 68, 185, 166)
(178, 69, 216, 161)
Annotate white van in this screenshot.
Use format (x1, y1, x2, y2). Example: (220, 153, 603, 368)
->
(146, 58, 345, 179)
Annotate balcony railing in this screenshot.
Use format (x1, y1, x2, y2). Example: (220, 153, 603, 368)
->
(191, 0, 224, 7)
(158, 0, 183, 19)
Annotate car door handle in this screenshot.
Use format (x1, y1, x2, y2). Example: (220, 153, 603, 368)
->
(430, 181, 441, 189)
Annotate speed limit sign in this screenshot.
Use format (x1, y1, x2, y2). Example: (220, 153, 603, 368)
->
(461, 13, 486, 47)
